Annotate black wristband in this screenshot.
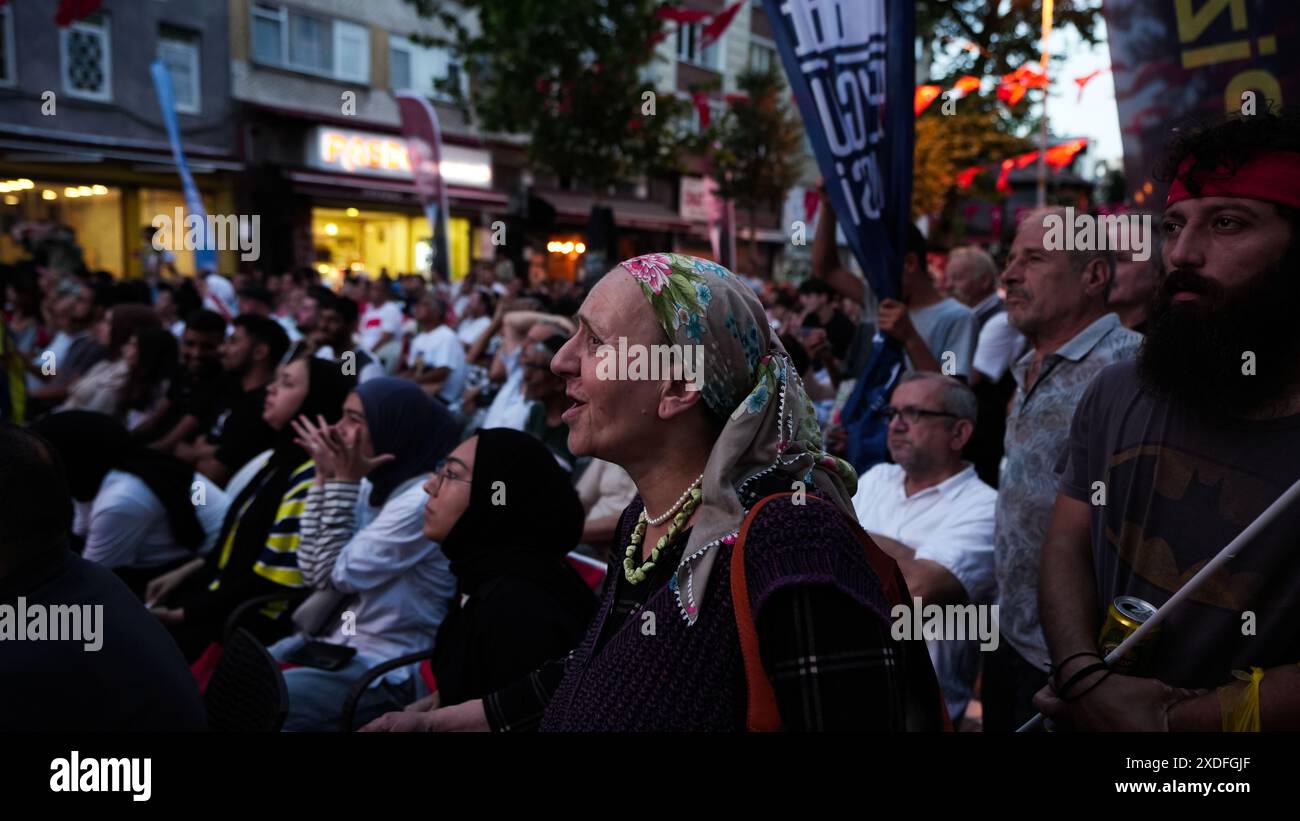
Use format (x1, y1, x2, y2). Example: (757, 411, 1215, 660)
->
(1052, 650, 1103, 673)
(1057, 661, 1110, 700)
(1052, 650, 1104, 687)
(1050, 652, 1102, 675)
(1063, 670, 1113, 703)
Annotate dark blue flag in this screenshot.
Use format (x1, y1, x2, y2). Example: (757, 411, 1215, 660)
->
(763, 0, 915, 472)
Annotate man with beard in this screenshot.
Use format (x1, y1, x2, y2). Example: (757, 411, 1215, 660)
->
(983, 206, 1143, 732)
(176, 314, 288, 485)
(137, 309, 227, 451)
(1036, 108, 1300, 731)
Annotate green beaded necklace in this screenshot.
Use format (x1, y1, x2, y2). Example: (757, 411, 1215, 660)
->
(624, 486, 702, 584)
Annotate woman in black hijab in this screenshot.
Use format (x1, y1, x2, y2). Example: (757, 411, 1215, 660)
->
(405, 428, 597, 710)
(146, 356, 356, 660)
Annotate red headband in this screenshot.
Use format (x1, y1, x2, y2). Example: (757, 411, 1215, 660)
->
(1166, 149, 1300, 209)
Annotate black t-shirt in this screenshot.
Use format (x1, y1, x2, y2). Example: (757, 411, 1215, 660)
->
(801, 309, 856, 363)
(208, 378, 277, 474)
(0, 551, 207, 731)
(1061, 360, 1300, 688)
(136, 366, 223, 444)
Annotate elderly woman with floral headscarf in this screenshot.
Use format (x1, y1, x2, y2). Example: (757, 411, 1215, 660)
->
(364, 253, 947, 732)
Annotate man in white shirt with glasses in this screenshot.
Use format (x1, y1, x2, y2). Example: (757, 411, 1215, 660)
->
(851, 372, 997, 725)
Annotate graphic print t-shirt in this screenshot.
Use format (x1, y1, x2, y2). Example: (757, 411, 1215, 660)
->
(1061, 360, 1300, 689)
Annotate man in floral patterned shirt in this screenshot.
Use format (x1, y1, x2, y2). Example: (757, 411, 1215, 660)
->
(983, 207, 1142, 732)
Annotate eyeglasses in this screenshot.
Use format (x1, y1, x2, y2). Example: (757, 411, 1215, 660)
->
(430, 460, 472, 492)
(878, 405, 959, 425)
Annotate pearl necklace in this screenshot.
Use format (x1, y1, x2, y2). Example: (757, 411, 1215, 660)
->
(624, 486, 701, 585)
(644, 472, 706, 526)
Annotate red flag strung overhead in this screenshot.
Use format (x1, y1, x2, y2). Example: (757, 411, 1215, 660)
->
(692, 90, 713, 129)
(953, 139, 1090, 192)
(914, 84, 942, 115)
(916, 76, 981, 115)
(56, 0, 102, 26)
(952, 75, 981, 96)
(654, 5, 711, 24)
(997, 63, 1048, 107)
(702, 2, 743, 47)
(954, 166, 981, 189)
(803, 189, 820, 223)
(1042, 138, 1090, 168)
(1073, 67, 1110, 103)
(657, 2, 743, 48)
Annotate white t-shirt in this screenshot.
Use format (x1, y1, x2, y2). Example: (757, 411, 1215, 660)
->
(852, 462, 996, 720)
(79, 470, 230, 570)
(359, 301, 404, 353)
(456, 315, 491, 349)
(481, 347, 531, 431)
(315, 345, 385, 383)
(972, 311, 1027, 382)
(276, 314, 303, 343)
(407, 324, 467, 407)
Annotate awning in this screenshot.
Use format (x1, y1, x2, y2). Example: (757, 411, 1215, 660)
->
(534, 188, 692, 233)
(0, 136, 242, 172)
(285, 169, 509, 211)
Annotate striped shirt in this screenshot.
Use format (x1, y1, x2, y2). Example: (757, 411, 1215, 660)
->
(210, 459, 314, 593)
(298, 480, 360, 589)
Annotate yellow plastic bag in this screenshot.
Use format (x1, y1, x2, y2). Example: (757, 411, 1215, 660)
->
(1217, 667, 1264, 732)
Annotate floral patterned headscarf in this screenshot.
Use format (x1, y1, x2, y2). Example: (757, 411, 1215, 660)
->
(619, 252, 858, 624)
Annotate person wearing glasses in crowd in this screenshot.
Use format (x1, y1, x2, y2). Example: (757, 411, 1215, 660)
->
(851, 373, 997, 725)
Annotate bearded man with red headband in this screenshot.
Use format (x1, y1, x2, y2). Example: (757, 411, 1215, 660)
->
(1034, 107, 1300, 731)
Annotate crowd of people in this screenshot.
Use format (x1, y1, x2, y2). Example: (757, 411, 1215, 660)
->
(2, 108, 1299, 732)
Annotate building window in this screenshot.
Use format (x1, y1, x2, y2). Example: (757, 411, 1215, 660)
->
(389, 40, 412, 90)
(251, 3, 370, 84)
(749, 43, 774, 74)
(0, 5, 15, 87)
(251, 3, 284, 64)
(60, 14, 112, 102)
(289, 11, 331, 74)
(389, 34, 464, 101)
(676, 23, 717, 70)
(333, 21, 368, 82)
(158, 29, 201, 114)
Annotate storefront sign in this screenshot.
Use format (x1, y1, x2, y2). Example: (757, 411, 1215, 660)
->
(307, 126, 492, 188)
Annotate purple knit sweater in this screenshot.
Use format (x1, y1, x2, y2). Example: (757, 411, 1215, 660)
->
(538, 495, 893, 732)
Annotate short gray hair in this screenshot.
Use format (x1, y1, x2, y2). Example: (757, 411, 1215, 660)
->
(1023, 206, 1116, 302)
(948, 246, 998, 288)
(895, 371, 977, 426)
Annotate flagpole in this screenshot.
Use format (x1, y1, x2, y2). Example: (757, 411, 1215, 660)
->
(1018, 472, 1300, 732)
(1036, 0, 1054, 207)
